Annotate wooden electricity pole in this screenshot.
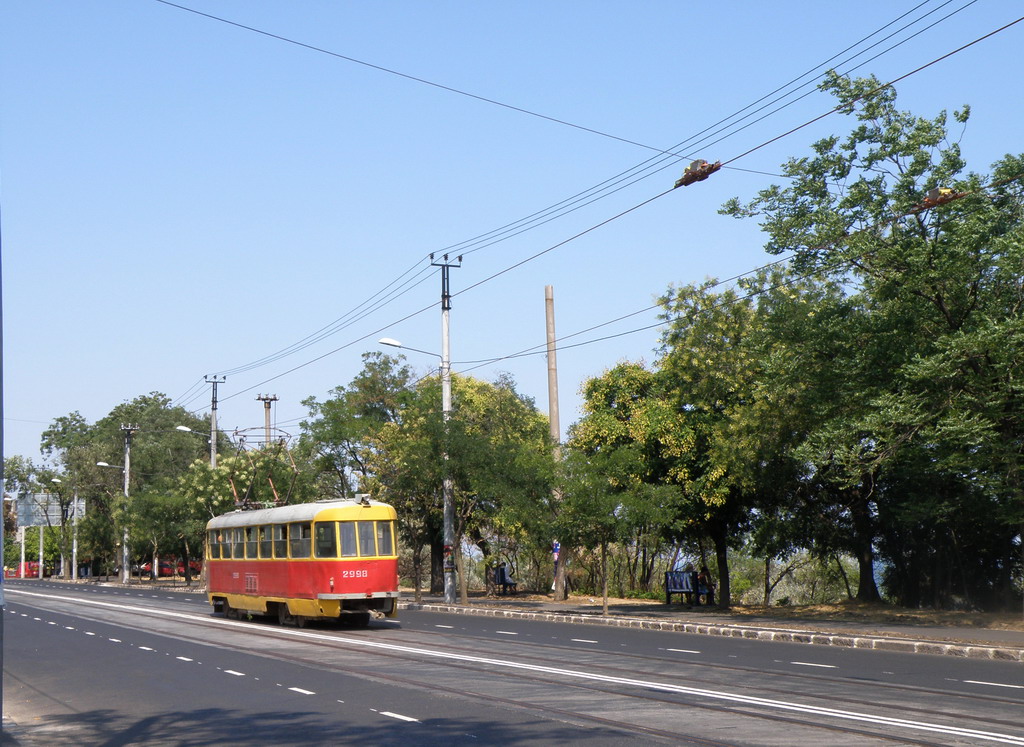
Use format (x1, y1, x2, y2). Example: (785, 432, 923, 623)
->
(546, 285, 568, 601)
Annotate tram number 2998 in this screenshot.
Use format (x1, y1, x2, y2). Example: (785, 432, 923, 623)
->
(342, 569, 369, 578)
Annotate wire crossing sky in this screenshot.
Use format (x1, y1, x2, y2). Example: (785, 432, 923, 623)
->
(2, 1, 1021, 458)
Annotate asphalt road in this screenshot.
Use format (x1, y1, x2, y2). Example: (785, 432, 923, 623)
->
(4, 580, 1024, 746)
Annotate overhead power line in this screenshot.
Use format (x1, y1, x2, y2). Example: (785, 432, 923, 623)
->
(189, 6, 1019, 402)
(186, 0, 981, 384)
(453, 171, 1024, 377)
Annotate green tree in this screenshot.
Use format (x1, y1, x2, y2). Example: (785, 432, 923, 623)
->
(722, 71, 1024, 608)
(40, 393, 213, 576)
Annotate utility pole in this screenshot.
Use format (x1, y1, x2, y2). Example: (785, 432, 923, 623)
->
(256, 394, 279, 446)
(120, 423, 138, 584)
(431, 252, 461, 605)
(206, 375, 225, 468)
(546, 285, 568, 601)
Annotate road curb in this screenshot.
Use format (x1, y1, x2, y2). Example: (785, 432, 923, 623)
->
(398, 602, 1024, 662)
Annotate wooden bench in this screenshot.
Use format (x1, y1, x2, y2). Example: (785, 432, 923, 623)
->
(665, 570, 697, 604)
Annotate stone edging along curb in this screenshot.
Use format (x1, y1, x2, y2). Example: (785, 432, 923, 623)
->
(398, 602, 1024, 663)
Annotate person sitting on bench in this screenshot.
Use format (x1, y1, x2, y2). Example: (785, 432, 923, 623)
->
(496, 561, 517, 595)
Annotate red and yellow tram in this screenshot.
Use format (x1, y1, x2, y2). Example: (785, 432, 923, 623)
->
(206, 498, 399, 627)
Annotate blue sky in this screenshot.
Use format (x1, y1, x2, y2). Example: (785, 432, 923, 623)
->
(2, 1, 1021, 461)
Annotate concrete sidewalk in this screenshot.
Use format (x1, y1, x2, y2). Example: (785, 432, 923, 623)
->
(398, 593, 1024, 662)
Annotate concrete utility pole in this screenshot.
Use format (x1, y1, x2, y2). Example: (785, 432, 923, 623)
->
(256, 394, 279, 446)
(431, 252, 461, 606)
(120, 424, 138, 584)
(546, 286, 568, 601)
(206, 375, 225, 468)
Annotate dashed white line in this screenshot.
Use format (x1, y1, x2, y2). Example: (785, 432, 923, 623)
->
(965, 680, 1024, 690)
(791, 662, 837, 669)
(224, 670, 246, 677)
(176, 656, 194, 662)
(139, 646, 156, 652)
(667, 648, 701, 654)
(496, 631, 518, 636)
(108, 638, 122, 643)
(434, 624, 454, 629)
(289, 687, 315, 695)
(571, 638, 598, 644)
(381, 711, 419, 722)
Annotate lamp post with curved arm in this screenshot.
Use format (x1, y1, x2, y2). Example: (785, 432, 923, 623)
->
(97, 423, 136, 584)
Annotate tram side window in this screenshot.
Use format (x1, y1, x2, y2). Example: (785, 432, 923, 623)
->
(259, 526, 273, 558)
(273, 525, 287, 558)
(357, 521, 377, 557)
(339, 521, 357, 557)
(289, 522, 311, 558)
(208, 530, 220, 559)
(232, 528, 244, 559)
(314, 522, 338, 558)
(245, 526, 258, 558)
(376, 521, 394, 556)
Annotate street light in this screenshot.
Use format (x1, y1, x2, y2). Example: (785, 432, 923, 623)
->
(97, 459, 131, 584)
(380, 336, 456, 605)
(176, 425, 217, 467)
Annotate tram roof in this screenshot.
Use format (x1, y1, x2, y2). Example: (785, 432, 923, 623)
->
(206, 499, 394, 529)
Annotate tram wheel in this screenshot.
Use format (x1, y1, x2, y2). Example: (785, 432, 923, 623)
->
(277, 605, 305, 628)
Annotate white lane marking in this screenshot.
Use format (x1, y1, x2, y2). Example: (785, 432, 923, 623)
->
(791, 661, 837, 669)
(108, 638, 122, 643)
(11, 589, 1024, 746)
(381, 711, 419, 722)
(139, 646, 155, 652)
(85, 632, 96, 636)
(224, 670, 245, 677)
(177, 656, 194, 662)
(571, 638, 598, 644)
(965, 680, 1024, 690)
(47, 621, 57, 625)
(64, 626, 76, 630)
(434, 624, 454, 629)
(496, 631, 518, 636)
(289, 687, 315, 695)
(667, 648, 701, 654)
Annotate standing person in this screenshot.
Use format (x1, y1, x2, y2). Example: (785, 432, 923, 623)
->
(697, 565, 716, 606)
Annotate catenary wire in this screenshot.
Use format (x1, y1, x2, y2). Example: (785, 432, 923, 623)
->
(184, 2, 972, 383)
(195, 9, 1016, 406)
(454, 171, 1024, 378)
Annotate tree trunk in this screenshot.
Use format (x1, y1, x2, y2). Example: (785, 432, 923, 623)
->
(430, 537, 444, 594)
(714, 539, 730, 608)
(457, 542, 468, 603)
(850, 486, 881, 602)
(553, 542, 567, 601)
(601, 541, 609, 616)
(834, 554, 853, 599)
(413, 544, 423, 603)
